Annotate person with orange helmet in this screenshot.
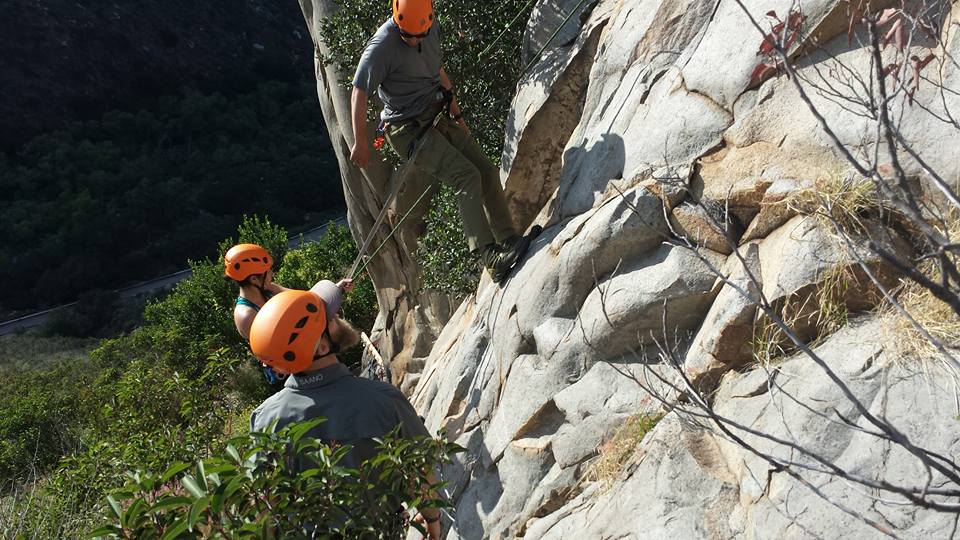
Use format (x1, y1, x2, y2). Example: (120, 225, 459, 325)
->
(224, 243, 356, 384)
(224, 243, 355, 340)
(248, 288, 442, 539)
(224, 243, 289, 341)
(350, 0, 536, 284)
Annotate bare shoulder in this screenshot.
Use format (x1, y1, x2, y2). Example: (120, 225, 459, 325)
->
(234, 305, 256, 339)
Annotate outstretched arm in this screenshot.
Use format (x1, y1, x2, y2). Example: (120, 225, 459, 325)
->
(265, 282, 290, 294)
(350, 86, 371, 168)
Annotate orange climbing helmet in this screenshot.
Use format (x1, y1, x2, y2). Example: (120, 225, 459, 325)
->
(249, 290, 328, 374)
(392, 0, 434, 37)
(224, 244, 273, 282)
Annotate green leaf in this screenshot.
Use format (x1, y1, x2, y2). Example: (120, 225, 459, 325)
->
(204, 464, 235, 476)
(223, 474, 249, 499)
(122, 498, 148, 529)
(88, 525, 121, 538)
(210, 489, 226, 515)
(196, 461, 207, 490)
(226, 444, 242, 464)
(181, 475, 206, 498)
(286, 417, 325, 445)
(188, 496, 211, 532)
(160, 517, 189, 540)
(106, 494, 122, 520)
(150, 496, 192, 513)
(160, 461, 192, 483)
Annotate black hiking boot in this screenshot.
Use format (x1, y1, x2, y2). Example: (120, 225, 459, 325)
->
(483, 225, 542, 283)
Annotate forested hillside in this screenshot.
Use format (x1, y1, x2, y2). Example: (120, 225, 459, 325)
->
(0, 0, 311, 148)
(0, 1, 342, 316)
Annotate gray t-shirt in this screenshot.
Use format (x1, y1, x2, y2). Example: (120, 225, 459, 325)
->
(353, 18, 443, 122)
(249, 362, 431, 469)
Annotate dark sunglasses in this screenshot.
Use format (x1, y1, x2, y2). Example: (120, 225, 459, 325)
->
(399, 27, 430, 39)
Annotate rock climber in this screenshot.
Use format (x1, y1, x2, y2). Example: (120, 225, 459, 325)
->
(349, 0, 534, 283)
(248, 288, 442, 539)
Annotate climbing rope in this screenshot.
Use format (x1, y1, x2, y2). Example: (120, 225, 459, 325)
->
(352, 182, 434, 280)
(477, 0, 539, 62)
(348, 172, 403, 280)
(521, 0, 592, 74)
(348, 106, 450, 281)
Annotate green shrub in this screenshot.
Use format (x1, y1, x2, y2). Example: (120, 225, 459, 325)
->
(0, 335, 97, 372)
(90, 420, 460, 539)
(417, 186, 480, 296)
(2, 218, 394, 537)
(40, 290, 121, 338)
(1, 476, 101, 540)
(0, 359, 98, 487)
(226, 214, 290, 272)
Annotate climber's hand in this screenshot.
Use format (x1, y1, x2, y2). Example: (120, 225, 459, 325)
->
(350, 141, 370, 168)
(412, 512, 441, 539)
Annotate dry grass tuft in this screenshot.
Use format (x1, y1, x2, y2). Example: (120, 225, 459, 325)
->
(882, 216, 960, 377)
(750, 313, 790, 367)
(813, 263, 858, 334)
(749, 263, 859, 367)
(790, 174, 884, 233)
(587, 413, 662, 489)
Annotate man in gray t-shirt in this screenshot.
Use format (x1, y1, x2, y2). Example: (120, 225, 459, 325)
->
(349, 0, 535, 284)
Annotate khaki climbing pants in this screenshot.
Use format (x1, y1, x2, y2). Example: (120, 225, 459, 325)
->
(385, 101, 515, 251)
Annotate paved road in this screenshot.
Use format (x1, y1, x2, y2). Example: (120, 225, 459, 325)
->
(0, 216, 348, 336)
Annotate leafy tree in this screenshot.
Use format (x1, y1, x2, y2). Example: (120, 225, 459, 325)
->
(416, 186, 480, 296)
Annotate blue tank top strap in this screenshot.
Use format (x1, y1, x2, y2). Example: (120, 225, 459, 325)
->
(235, 296, 261, 312)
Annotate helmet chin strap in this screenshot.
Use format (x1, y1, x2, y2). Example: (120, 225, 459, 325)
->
(255, 272, 269, 299)
(312, 328, 341, 361)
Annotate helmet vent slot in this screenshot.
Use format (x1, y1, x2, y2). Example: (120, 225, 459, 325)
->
(294, 316, 309, 329)
(306, 303, 318, 313)
(288, 332, 299, 345)
(283, 351, 296, 362)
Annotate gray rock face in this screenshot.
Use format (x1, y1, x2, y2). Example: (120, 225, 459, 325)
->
(302, 0, 960, 538)
(684, 242, 763, 386)
(530, 318, 960, 539)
